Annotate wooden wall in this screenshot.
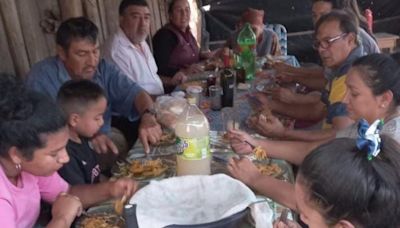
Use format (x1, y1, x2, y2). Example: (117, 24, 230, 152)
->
(0, 0, 201, 78)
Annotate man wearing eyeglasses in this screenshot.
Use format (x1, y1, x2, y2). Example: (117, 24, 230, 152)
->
(250, 10, 363, 141)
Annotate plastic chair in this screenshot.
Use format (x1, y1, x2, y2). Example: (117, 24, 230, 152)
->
(266, 23, 288, 55)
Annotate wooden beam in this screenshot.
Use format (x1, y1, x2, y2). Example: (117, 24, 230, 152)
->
(0, 9, 15, 75)
(36, 0, 61, 56)
(0, 0, 30, 78)
(103, 0, 120, 36)
(59, 0, 83, 20)
(82, 0, 104, 43)
(16, 0, 51, 66)
(97, 0, 109, 39)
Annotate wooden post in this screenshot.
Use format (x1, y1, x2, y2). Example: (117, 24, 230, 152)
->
(159, 0, 168, 26)
(82, 0, 104, 43)
(0, 9, 15, 75)
(103, 0, 120, 37)
(0, 0, 30, 78)
(97, 0, 109, 40)
(59, 0, 83, 20)
(16, 0, 51, 65)
(36, 0, 61, 56)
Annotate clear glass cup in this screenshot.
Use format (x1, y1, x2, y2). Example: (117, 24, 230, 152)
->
(221, 107, 239, 131)
(209, 85, 222, 110)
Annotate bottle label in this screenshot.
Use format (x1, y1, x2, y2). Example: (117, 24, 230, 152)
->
(176, 136, 210, 160)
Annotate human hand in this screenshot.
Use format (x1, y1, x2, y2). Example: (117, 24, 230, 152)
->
(90, 133, 118, 154)
(276, 72, 294, 83)
(271, 87, 296, 104)
(171, 71, 188, 85)
(253, 92, 270, 106)
(51, 192, 83, 226)
(227, 156, 261, 186)
(228, 129, 256, 155)
(273, 220, 302, 228)
(108, 178, 139, 199)
(201, 49, 219, 59)
(256, 114, 286, 138)
(185, 63, 204, 75)
(139, 113, 162, 153)
(272, 61, 295, 74)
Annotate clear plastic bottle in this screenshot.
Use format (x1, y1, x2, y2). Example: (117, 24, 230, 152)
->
(175, 97, 211, 175)
(237, 23, 256, 81)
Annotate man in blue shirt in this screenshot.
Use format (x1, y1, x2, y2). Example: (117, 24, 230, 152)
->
(26, 17, 162, 156)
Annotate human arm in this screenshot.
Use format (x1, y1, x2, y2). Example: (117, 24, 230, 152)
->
(274, 63, 326, 90)
(273, 220, 302, 228)
(134, 91, 162, 153)
(159, 71, 188, 88)
(271, 87, 321, 105)
(248, 113, 336, 141)
(227, 157, 297, 210)
(253, 94, 326, 121)
(47, 193, 83, 228)
(101, 60, 162, 153)
(68, 178, 138, 208)
(228, 129, 327, 165)
(273, 62, 324, 79)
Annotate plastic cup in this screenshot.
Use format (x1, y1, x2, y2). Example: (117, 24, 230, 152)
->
(209, 85, 222, 110)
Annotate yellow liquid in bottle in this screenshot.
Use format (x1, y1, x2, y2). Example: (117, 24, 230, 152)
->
(175, 102, 211, 176)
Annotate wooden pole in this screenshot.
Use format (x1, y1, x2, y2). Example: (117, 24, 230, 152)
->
(103, 0, 120, 37)
(0, 9, 15, 75)
(159, 0, 168, 26)
(36, 0, 61, 56)
(97, 0, 109, 40)
(59, 0, 83, 20)
(82, 0, 104, 43)
(0, 0, 30, 78)
(16, 0, 50, 66)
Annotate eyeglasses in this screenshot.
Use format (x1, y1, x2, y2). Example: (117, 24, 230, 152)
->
(313, 33, 348, 50)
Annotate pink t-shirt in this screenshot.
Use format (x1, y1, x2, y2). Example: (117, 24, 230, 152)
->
(0, 166, 69, 228)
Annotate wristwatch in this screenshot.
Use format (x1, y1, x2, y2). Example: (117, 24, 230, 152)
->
(142, 108, 157, 117)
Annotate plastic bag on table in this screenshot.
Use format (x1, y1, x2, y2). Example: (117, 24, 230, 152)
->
(129, 174, 273, 228)
(155, 95, 188, 129)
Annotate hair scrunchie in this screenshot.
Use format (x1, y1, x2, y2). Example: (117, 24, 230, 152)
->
(356, 119, 384, 160)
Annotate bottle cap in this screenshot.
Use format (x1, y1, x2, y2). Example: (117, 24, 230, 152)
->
(187, 97, 196, 105)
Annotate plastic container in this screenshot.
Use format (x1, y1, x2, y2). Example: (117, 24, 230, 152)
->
(175, 98, 211, 175)
(237, 23, 256, 81)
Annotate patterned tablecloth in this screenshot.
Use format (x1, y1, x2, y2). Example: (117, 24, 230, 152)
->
(126, 130, 295, 225)
(201, 55, 299, 132)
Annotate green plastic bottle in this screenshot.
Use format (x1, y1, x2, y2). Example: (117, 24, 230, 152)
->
(237, 23, 256, 81)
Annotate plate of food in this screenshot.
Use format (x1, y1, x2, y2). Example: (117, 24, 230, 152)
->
(153, 130, 176, 146)
(112, 158, 175, 181)
(254, 161, 284, 178)
(76, 204, 124, 228)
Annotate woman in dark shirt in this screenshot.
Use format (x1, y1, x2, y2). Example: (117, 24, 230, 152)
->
(152, 0, 212, 78)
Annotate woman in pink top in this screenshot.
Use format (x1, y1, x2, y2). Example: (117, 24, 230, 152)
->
(0, 74, 138, 228)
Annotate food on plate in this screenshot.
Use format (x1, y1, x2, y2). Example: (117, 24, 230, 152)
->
(154, 131, 176, 146)
(80, 214, 123, 228)
(253, 146, 267, 160)
(255, 163, 282, 176)
(115, 158, 168, 179)
(114, 195, 127, 216)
